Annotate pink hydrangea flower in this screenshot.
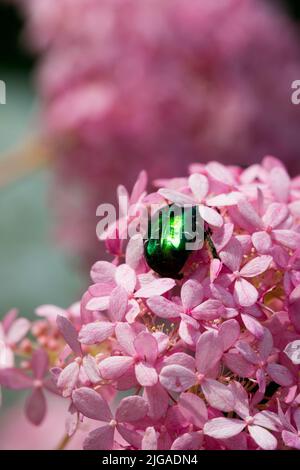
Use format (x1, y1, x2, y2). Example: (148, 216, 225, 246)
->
(1, 156, 300, 450)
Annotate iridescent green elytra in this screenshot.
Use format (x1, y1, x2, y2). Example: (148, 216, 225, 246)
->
(144, 204, 204, 279)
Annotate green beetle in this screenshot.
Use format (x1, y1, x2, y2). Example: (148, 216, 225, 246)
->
(144, 204, 218, 279)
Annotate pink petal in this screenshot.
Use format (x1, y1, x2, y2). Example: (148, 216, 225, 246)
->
(211, 223, 234, 251)
(258, 328, 273, 362)
(117, 424, 143, 449)
(192, 299, 224, 321)
(31, 349, 48, 380)
(6, 318, 30, 344)
(230, 381, 249, 419)
(134, 278, 175, 298)
(79, 321, 115, 345)
(171, 432, 202, 450)
(134, 331, 158, 364)
(135, 362, 158, 387)
(224, 353, 256, 377)
(35, 305, 66, 322)
(262, 203, 289, 229)
(163, 352, 196, 371)
(72, 387, 112, 421)
(86, 295, 110, 311)
(201, 378, 235, 412)
(252, 231, 272, 253)
(234, 278, 258, 307)
(147, 296, 182, 319)
(130, 170, 147, 204)
(2, 309, 18, 333)
(109, 285, 128, 322)
(206, 162, 236, 186)
(178, 392, 208, 428)
(220, 237, 243, 272)
(83, 425, 114, 450)
(237, 198, 263, 230)
(115, 264, 136, 293)
(158, 188, 195, 205)
(116, 396, 148, 423)
(195, 330, 223, 375)
(272, 230, 300, 250)
(235, 341, 258, 365)
(218, 319, 240, 351)
(159, 365, 195, 392)
(143, 383, 169, 420)
(248, 425, 277, 450)
(239, 255, 272, 278)
(253, 411, 281, 432)
(199, 205, 223, 227)
(204, 418, 245, 439)
(181, 279, 203, 311)
(284, 340, 300, 365)
(0, 368, 33, 389)
(25, 388, 46, 426)
(56, 315, 81, 356)
(57, 362, 80, 397)
(269, 166, 290, 203)
(125, 234, 144, 270)
(90, 261, 116, 284)
(188, 173, 209, 201)
(142, 427, 157, 450)
(266, 364, 294, 387)
(207, 192, 240, 207)
(282, 431, 300, 450)
(115, 323, 137, 356)
(241, 314, 264, 339)
(99, 356, 134, 380)
(82, 355, 101, 384)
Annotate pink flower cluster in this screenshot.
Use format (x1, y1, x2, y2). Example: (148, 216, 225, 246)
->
(1, 156, 300, 450)
(15, 0, 300, 263)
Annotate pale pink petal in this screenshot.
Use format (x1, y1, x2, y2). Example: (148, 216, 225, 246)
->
(90, 261, 116, 284)
(252, 231, 272, 253)
(116, 396, 148, 423)
(224, 353, 256, 377)
(206, 162, 236, 186)
(284, 340, 300, 365)
(262, 203, 289, 229)
(218, 319, 240, 351)
(130, 170, 147, 204)
(188, 173, 209, 201)
(31, 349, 48, 380)
(6, 318, 30, 344)
(234, 278, 258, 307)
(159, 365, 195, 392)
(109, 285, 128, 322)
(147, 296, 182, 319)
(179, 392, 208, 428)
(25, 388, 46, 426)
(142, 427, 157, 450)
(282, 431, 300, 450)
(134, 332, 158, 364)
(266, 364, 294, 387)
(192, 299, 224, 321)
(272, 230, 300, 250)
(56, 316, 81, 356)
(201, 379, 235, 412)
(239, 255, 272, 278)
(125, 299, 140, 324)
(35, 305, 66, 322)
(83, 425, 114, 450)
(258, 328, 273, 362)
(82, 355, 101, 384)
(253, 411, 281, 432)
(235, 341, 258, 365)
(220, 237, 243, 272)
(181, 279, 203, 311)
(196, 330, 223, 374)
(210, 258, 222, 283)
(79, 321, 115, 345)
(72, 387, 112, 421)
(143, 383, 169, 420)
(115, 264, 136, 293)
(99, 356, 134, 380)
(241, 314, 264, 339)
(163, 352, 196, 371)
(115, 323, 137, 356)
(204, 418, 245, 439)
(86, 295, 110, 311)
(135, 362, 158, 387)
(211, 223, 234, 251)
(135, 278, 175, 298)
(237, 198, 263, 230)
(2, 309, 18, 332)
(199, 205, 223, 227)
(207, 192, 240, 207)
(269, 166, 290, 203)
(230, 381, 249, 419)
(171, 432, 202, 450)
(125, 234, 144, 270)
(248, 425, 277, 450)
(158, 188, 195, 205)
(57, 362, 80, 397)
